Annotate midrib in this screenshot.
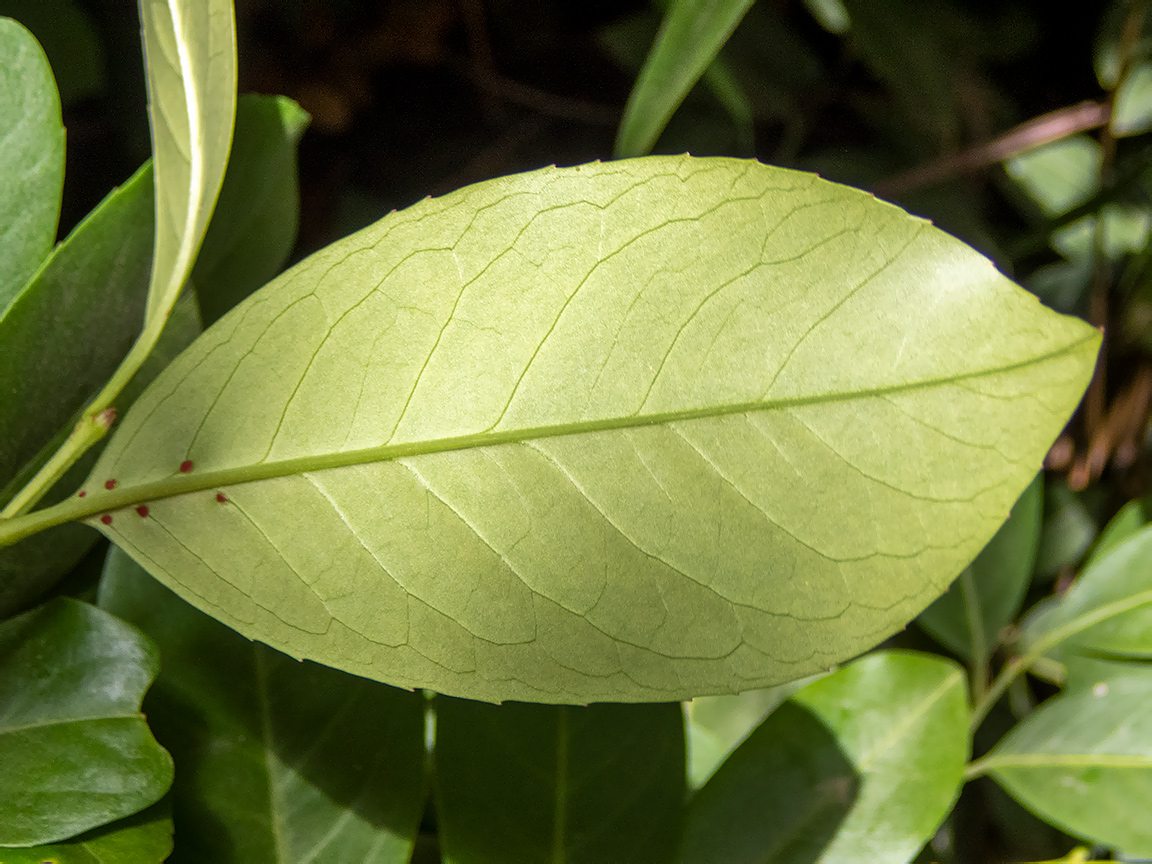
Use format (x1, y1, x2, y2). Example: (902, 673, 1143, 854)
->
(0, 333, 1096, 546)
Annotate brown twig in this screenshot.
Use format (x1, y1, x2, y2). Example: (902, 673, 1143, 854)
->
(455, 59, 621, 126)
(872, 101, 1109, 199)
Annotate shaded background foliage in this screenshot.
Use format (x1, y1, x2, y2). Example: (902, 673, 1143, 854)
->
(3, 0, 1152, 862)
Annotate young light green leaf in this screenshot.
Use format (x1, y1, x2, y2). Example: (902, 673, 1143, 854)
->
(435, 698, 684, 864)
(678, 651, 968, 863)
(614, 0, 756, 157)
(192, 94, 310, 326)
(918, 474, 1042, 660)
(1021, 525, 1152, 659)
(138, 0, 236, 325)
(20, 155, 1098, 704)
(978, 669, 1152, 856)
(0, 598, 172, 847)
(98, 547, 427, 864)
(1004, 135, 1101, 219)
(0, 17, 65, 309)
(2, 803, 173, 864)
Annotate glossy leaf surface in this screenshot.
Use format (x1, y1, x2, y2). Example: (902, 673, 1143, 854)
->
(3, 803, 173, 864)
(0, 17, 65, 309)
(98, 547, 427, 863)
(77, 155, 1098, 703)
(192, 94, 309, 326)
(685, 677, 818, 788)
(615, 0, 756, 157)
(677, 650, 968, 863)
(1022, 526, 1152, 658)
(983, 669, 1152, 856)
(435, 698, 684, 864)
(138, 0, 236, 325)
(918, 475, 1042, 660)
(0, 598, 172, 846)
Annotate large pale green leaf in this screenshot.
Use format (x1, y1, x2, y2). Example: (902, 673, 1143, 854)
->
(192, 94, 310, 326)
(979, 667, 1152, 856)
(918, 474, 1042, 660)
(1021, 525, 1152, 659)
(0, 598, 172, 847)
(138, 0, 236, 325)
(23, 154, 1097, 703)
(98, 546, 427, 863)
(0, 17, 65, 309)
(3, 803, 173, 864)
(614, 0, 756, 157)
(677, 650, 967, 863)
(434, 698, 684, 864)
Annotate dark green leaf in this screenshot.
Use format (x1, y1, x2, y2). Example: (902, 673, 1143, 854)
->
(919, 475, 1042, 660)
(2, 802, 173, 864)
(193, 94, 309, 326)
(677, 650, 967, 863)
(614, 0, 756, 157)
(0, 0, 107, 104)
(982, 667, 1152, 856)
(0, 167, 202, 616)
(0, 598, 172, 846)
(0, 16, 65, 309)
(1034, 481, 1097, 580)
(98, 547, 427, 863)
(435, 698, 684, 864)
(685, 677, 821, 788)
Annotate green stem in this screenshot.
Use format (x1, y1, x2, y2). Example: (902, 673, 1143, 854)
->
(0, 312, 171, 520)
(969, 587, 1152, 732)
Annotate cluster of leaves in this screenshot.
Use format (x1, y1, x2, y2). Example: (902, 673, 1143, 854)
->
(0, 1, 1149, 863)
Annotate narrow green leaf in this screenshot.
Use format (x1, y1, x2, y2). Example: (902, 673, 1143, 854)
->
(919, 474, 1042, 660)
(192, 94, 310, 326)
(0, 17, 65, 309)
(434, 698, 684, 864)
(1021, 526, 1152, 659)
(981, 668, 1152, 856)
(98, 547, 427, 864)
(0, 598, 172, 847)
(138, 0, 236, 325)
(800, 0, 850, 34)
(678, 650, 968, 864)
(2, 803, 173, 864)
(41, 155, 1098, 703)
(614, 0, 756, 157)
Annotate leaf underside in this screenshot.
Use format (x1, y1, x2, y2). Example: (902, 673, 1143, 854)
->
(85, 155, 1098, 703)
